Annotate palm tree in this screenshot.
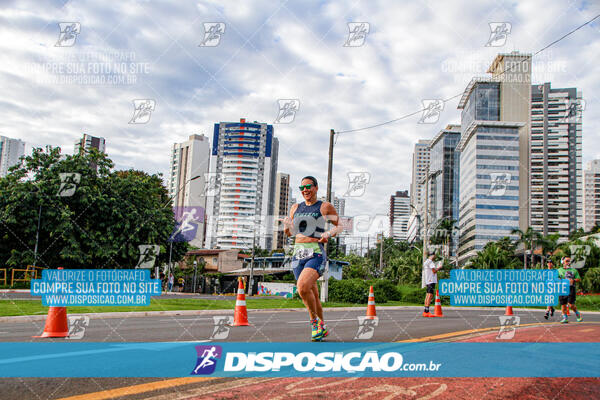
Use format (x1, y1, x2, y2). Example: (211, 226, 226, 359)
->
(429, 218, 456, 257)
(539, 233, 560, 265)
(511, 227, 542, 269)
(469, 242, 521, 269)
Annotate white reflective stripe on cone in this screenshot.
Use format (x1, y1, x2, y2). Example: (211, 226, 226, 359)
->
(236, 300, 246, 306)
(238, 289, 245, 294)
(368, 301, 375, 305)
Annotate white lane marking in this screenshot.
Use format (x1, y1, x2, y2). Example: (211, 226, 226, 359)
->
(158, 318, 217, 322)
(288, 319, 357, 324)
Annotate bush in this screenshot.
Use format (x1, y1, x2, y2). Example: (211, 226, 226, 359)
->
(367, 279, 402, 303)
(396, 284, 449, 305)
(582, 268, 600, 293)
(398, 285, 427, 304)
(327, 278, 370, 304)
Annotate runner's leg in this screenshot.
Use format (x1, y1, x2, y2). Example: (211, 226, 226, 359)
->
(312, 282, 324, 321)
(297, 268, 320, 320)
(424, 292, 433, 307)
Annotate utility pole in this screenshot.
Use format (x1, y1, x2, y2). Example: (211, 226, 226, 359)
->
(321, 129, 335, 303)
(379, 232, 384, 276)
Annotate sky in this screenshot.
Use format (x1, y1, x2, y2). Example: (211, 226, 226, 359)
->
(1, 0, 599, 247)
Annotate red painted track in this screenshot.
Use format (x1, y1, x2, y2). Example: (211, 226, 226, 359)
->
(193, 376, 599, 399)
(458, 322, 600, 343)
(182, 324, 600, 400)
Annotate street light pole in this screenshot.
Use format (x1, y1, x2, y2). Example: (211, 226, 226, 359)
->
(422, 166, 430, 262)
(193, 260, 198, 293)
(165, 174, 202, 277)
(249, 228, 256, 296)
(33, 204, 42, 266)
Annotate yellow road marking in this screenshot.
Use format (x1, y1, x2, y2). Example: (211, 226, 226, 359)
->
(57, 377, 218, 400)
(396, 321, 600, 342)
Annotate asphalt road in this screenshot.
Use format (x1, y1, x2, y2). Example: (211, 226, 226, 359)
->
(0, 291, 247, 301)
(0, 308, 599, 400)
(2, 307, 597, 342)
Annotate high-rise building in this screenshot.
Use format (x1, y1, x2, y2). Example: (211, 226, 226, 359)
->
(487, 52, 532, 232)
(408, 139, 431, 243)
(429, 125, 461, 223)
(333, 196, 346, 217)
(410, 139, 431, 214)
(407, 212, 421, 243)
(205, 118, 278, 250)
(530, 83, 583, 239)
(390, 190, 411, 241)
(428, 124, 461, 255)
(74, 134, 105, 154)
(168, 134, 211, 248)
(584, 160, 600, 232)
(456, 52, 531, 264)
(0, 136, 25, 177)
(273, 172, 290, 250)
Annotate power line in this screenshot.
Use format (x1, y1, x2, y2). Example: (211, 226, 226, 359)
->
(336, 14, 600, 135)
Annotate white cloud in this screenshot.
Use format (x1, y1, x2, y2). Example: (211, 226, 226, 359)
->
(1, 0, 598, 249)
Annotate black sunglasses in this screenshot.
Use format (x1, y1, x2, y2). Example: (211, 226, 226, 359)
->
(299, 184, 313, 191)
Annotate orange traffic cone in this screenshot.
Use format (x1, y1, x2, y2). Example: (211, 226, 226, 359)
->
(34, 267, 69, 338)
(365, 286, 377, 319)
(431, 290, 444, 317)
(233, 277, 249, 326)
(34, 306, 69, 338)
(505, 306, 514, 316)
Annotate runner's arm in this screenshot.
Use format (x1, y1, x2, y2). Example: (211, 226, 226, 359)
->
(283, 204, 298, 237)
(320, 202, 343, 239)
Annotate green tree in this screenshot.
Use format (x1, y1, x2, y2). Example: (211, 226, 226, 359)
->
(0, 146, 188, 269)
(468, 242, 521, 269)
(511, 227, 542, 268)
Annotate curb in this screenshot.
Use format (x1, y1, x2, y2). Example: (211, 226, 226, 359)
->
(1, 305, 599, 323)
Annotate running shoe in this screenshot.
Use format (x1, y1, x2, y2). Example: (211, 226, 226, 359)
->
(544, 313, 549, 320)
(311, 318, 324, 341)
(422, 311, 434, 318)
(319, 320, 329, 338)
(560, 316, 569, 324)
(576, 315, 583, 322)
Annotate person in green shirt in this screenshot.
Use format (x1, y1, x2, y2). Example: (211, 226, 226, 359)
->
(557, 256, 582, 323)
